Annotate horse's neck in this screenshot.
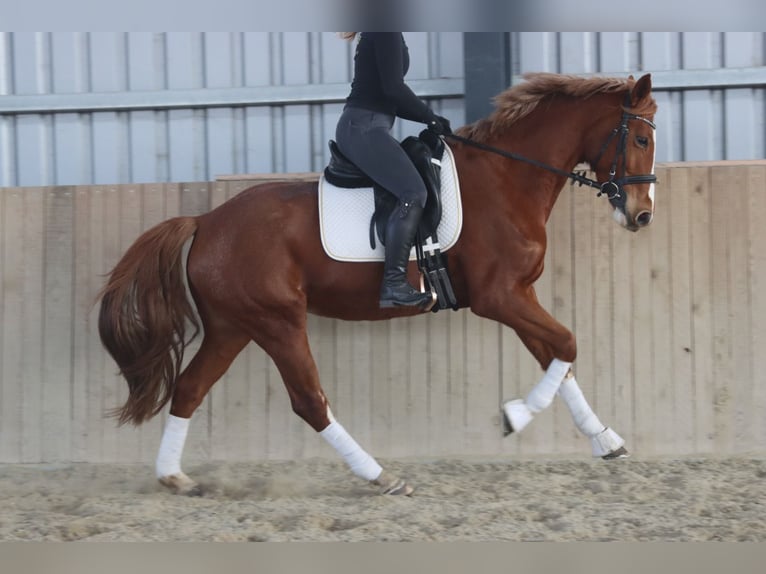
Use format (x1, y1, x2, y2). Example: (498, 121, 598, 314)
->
(474, 96, 611, 218)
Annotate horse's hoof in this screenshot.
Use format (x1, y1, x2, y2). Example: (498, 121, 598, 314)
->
(372, 471, 415, 496)
(502, 399, 534, 435)
(590, 427, 626, 458)
(158, 472, 202, 496)
(602, 446, 630, 460)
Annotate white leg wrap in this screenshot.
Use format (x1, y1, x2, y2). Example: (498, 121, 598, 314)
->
(502, 358, 571, 434)
(156, 414, 190, 478)
(589, 427, 626, 458)
(557, 375, 626, 457)
(525, 358, 571, 413)
(502, 399, 535, 433)
(558, 375, 605, 437)
(320, 420, 382, 481)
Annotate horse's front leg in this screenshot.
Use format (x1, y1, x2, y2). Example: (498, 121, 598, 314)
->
(556, 370, 628, 458)
(472, 284, 627, 458)
(505, 325, 627, 458)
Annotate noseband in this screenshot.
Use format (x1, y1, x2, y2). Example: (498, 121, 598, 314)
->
(444, 100, 657, 206)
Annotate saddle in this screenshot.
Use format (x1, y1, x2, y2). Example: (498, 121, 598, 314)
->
(323, 130, 458, 311)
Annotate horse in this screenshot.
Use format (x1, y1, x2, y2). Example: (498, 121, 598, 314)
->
(98, 72, 658, 496)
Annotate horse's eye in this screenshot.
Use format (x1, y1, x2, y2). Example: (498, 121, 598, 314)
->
(636, 135, 649, 148)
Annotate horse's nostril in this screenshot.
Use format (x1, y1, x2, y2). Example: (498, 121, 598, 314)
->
(636, 211, 653, 227)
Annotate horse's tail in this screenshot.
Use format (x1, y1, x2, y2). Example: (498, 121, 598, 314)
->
(98, 217, 200, 426)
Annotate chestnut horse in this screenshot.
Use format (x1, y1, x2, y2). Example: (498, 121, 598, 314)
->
(98, 73, 658, 496)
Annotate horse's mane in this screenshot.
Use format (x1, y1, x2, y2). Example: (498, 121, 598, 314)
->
(457, 73, 657, 142)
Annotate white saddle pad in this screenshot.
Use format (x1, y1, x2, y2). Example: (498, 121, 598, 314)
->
(318, 143, 463, 262)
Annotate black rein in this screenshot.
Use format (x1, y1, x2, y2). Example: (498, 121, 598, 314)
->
(443, 107, 657, 204)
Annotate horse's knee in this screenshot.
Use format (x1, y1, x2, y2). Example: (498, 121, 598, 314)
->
(557, 331, 577, 363)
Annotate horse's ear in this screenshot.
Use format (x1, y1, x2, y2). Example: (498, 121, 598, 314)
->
(631, 73, 652, 106)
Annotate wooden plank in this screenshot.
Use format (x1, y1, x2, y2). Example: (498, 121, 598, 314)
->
(665, 167, 696, 453)
(20, 188, 45, 463)
(180, 181, 210, 217)
(647, 167, 675, 454)
(407, 315, 431, 455)
(1, 188, 23, 462)
(747, 165, 766, 450)
(726, 165, 755, 452)
(40, 187, 77, 462)
(388, 313, 411, 458)
(348, 319, 374, 456)
(709, 166, 733, 453)
(629, 209, 654, 454)
(71, 186, 92, 461)
(426, 311, 453, 455)
(687, 167, 715, 454)
(368, 319, 392, 456)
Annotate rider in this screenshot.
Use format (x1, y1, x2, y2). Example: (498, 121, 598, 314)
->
(335, 32, 452, 309)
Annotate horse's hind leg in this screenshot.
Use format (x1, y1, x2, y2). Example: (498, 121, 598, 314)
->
(250, 313, 413, 496)
(156, 324, 249, 495)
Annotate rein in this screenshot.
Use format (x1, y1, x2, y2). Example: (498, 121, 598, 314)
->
(444, 105, 657, 203)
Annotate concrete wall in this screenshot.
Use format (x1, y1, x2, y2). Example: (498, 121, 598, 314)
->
(1, 162, 765, 463)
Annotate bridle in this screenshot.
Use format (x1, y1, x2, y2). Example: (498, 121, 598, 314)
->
(443, 98, 657, 208)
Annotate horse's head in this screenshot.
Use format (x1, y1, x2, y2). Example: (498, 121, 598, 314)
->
(590, 74, 657, 232)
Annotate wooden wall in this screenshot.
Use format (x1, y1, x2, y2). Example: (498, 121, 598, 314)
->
(1, 162, 764, 464)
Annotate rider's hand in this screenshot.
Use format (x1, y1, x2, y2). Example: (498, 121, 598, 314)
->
(428, 115, 452, 136)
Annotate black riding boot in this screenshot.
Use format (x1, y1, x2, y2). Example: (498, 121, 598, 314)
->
(379, 201, 432, 309)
